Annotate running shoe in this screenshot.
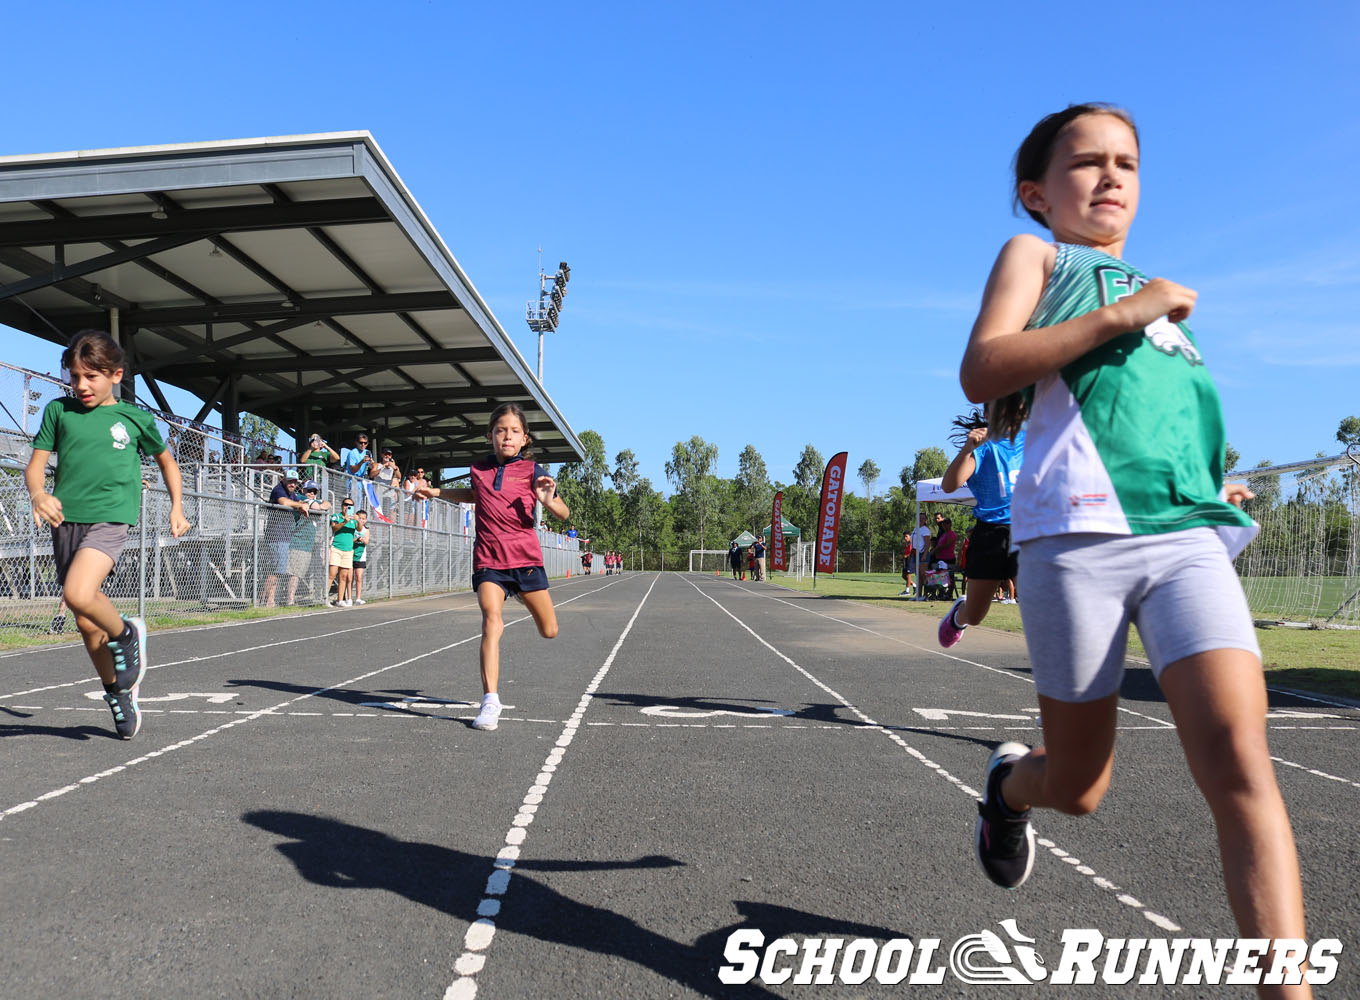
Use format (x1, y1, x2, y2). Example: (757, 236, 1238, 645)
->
(975, 742, 1035, 889)
(938, 598, 967, 648)
(103, 687, 142, 740)
(338, 599, 352, 608)
(109, 616, 147, 693)
(354, 599, 366, 606)
(471, 695, 502, 731)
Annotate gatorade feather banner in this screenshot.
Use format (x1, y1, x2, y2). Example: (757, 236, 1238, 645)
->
(770, 491, 787, 572)
(814, 452, 848, 582)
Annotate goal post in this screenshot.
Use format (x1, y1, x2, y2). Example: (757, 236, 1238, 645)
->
(1231, 451, 1360, 626)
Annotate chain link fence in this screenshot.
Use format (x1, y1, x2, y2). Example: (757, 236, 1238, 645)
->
(1, 459, 580, 641)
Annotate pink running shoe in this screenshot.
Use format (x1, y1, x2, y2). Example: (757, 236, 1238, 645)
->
(938, 598, 967, 648)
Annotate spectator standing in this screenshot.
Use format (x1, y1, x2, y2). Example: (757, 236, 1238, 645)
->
(25, 329, 191, 740)
(752, 537, 766, 581)
(328, 498, 359, 607)
(299, 434, 339, 476)
(340, 433, 373, 502)
(911, 513, 933, 599)
(746, 545, 757, 581)
(261, 474, 310, 608)
(284, 481, 330, 605)
(371, 447, 401, 520)
(727, 541, 742, 580)
(900, 530, 916, 596)
(351, 509, 370, 605)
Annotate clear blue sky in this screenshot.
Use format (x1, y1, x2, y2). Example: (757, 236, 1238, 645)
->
(4, 1, 1357, 492)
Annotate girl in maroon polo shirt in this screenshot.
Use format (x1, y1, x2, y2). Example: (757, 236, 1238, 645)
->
(415, 403, 570, 731)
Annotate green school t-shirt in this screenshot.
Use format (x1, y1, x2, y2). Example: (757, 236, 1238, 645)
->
(32, 398, 166, 525)
(330, 513, 358, 552)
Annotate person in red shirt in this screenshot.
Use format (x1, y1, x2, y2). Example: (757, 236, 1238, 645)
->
(415, 403, 569, 731)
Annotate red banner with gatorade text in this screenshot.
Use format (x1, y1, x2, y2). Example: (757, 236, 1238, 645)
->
(815, 452, 848, 579)
(770, 491, 787, 572)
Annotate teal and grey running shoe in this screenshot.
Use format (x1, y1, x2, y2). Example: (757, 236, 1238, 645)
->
(103, 687, 142, 740)
(109, 616, 147, 693)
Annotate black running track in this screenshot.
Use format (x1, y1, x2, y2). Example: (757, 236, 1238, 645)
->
(1, 573, 1356, 998)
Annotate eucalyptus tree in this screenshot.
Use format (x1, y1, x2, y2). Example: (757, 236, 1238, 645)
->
(666, 436, 720, 552)
(858, 458, 880, 567)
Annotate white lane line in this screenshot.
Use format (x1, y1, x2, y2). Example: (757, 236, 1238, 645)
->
(732, 581, 1360, 788)
(0, 577, 632, 823)
(0, 607, 457, 702)
(442, 574, 660, 1000)
(687, 575, 1183, 934)
(0, 577, 631, 704)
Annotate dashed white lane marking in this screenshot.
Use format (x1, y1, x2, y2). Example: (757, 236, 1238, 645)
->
(734, 582, 1360, 791)
(0, 607, 457, 702)
(688, 576, 1184, 934)
(443, 574, 660, 1000)
(0, 580, 626, 824)
(0, 578, 628, 704)
(14, 703, 1354, 738)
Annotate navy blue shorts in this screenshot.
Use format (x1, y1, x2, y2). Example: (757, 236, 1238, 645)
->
(473, 566, 549, 596)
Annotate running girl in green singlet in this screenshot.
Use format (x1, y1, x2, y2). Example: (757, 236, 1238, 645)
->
(962, 104, 1312, 998)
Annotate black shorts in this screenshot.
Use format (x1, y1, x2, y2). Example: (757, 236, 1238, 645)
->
(966, 521, 1017, 581)
(353, 559, 367, 570)
(52, 522, 128, 586)
(473, 566, 549, 596)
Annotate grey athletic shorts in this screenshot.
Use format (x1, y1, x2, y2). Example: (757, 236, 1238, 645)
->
(52, 522, 129, 586)
(1017, 528, 1260, 703)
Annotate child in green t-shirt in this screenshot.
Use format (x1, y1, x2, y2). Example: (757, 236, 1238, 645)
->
(327, 499, 359, 607)
(26, 330, 191, 740)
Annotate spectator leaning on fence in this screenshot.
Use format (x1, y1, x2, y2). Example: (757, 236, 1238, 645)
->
(25, 329, 191, 741)
(284, 481, 330, 605)
(261, 474, 310, 608)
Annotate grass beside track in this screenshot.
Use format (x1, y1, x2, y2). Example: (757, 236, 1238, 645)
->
(768, 571, 1360, 703)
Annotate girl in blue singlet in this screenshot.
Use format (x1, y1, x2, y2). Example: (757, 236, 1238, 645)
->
(963, 104, 1310, 996)
(937, 406, 1024, 647)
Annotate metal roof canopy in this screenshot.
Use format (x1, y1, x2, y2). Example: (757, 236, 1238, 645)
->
(0, 132, 583, 469)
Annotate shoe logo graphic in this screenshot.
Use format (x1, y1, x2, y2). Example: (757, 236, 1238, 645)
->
(110, 421, 131, 450)
(949, 919, 1046, 985)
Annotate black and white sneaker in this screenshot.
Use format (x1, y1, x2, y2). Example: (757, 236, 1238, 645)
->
(103, 687, 142, 740)
(975, 741, 1035, 889)
(109, 616, 147, 693)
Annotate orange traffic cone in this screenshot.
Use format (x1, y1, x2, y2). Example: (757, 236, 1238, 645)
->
(567, 569, 571, 578)
(715, 568, 720, 577)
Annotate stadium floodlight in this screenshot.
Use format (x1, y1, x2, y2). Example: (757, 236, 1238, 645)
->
(525, 255, 572, 381)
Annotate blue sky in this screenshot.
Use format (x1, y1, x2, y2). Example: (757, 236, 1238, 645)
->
(4, 1, 1358, 492)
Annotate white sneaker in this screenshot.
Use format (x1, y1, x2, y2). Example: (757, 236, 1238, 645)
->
(472, 695, 502, 731)
(338, 599, 352, 607)
(354, 599, 366, 606)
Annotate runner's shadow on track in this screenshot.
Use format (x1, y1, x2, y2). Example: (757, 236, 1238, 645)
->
(223, 680, 438, 707)
(0, 723, 115, 740)
(245, 810, 904, 998)
(594, 692, 875, 727)
(889, 726, 1013, 751)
